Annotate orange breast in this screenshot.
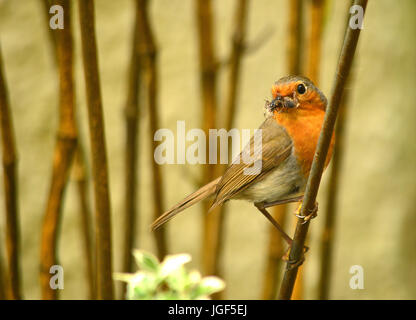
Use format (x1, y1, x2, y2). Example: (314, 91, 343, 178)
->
(274, 108, 335, 177)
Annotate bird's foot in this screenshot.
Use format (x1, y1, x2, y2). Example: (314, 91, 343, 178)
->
(281, 244, 309, 270)
(294, 202, 318, 225)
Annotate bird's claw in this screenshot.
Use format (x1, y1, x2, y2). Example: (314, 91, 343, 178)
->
(294, 202, 318, 224)
(287, 256, 305, 270)
(281, 244, 309, 269)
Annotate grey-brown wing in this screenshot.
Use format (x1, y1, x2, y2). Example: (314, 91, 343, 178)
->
(211, 117, 293, 208)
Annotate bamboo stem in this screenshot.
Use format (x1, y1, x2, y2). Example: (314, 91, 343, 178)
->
(72, 147, 95, 299)
(306, 0, 325, 84)
(317, 2, 354, 300)
(40, 0, 77, 300)
(196, 0, 219, 276)
(223, 0, 248, 132)
(261, 0, 304, 300)
(287, 0, 303, 76)
(137, 0, 167, 259)
(41, 0, 58, 65)
(292, 0, 325, 300)
(42, 0, 96, 299)
(0, 45, 22, 300)
(261, 205, 287, 300)
(0, 245, 6, 299)
(79, 0, 114, 299)
(318, 70, 353, 300)
(210, 0, 249, 298)
(278, 0, 368, 300)
(196, 0, 217, 187)
(122, 0, 141, 296)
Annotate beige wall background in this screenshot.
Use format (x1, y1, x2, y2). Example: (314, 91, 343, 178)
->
(0, 0, 415, 299)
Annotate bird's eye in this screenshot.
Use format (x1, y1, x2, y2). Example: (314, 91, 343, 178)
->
(297, 83, 306, 94)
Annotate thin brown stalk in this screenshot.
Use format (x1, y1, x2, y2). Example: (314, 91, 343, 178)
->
(137, 0, 167, 259)
(318, 2, 354, 300)
(279, 0, 368, 300)
(287, 0, 303, 76)
(196, 0, 217, 188)
(72, 147, 95, 299)
(209, 0, 249, 298)
(0, 246, 6, 299)
(0, 46, 21, 300)
(318, 71, 353, 300)
(261, 0, 304, 300)
(195, 0, 219, 275)
(282, 0, 304, 300)
(261, 205, 287, 300)
(42, 0, 95, 299)
(40, 0, 77, 300)
(79, 0, 114, 299)
(292, 0, 325, 300)
(122, 0, 141, 296)
(223, 0, 248, 133)
(306, 0, 325, 84)
(40, 0, 58, 65)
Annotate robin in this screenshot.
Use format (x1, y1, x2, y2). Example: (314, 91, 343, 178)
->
(151, 75, 335, 258)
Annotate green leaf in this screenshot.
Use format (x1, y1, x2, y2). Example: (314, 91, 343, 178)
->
(125, 271, 159, 300)
(129, 283, 152, 300)
(155, 291, 181, 300)
(115, 249, 226, 300)
(133, 250, 160, 272)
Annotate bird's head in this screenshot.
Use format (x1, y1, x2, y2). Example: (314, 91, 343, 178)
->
(265, 75, 327, 117)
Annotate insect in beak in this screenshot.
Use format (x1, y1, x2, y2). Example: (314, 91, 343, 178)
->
(268, 96, 283, 111)
(268, 94, 299, 112)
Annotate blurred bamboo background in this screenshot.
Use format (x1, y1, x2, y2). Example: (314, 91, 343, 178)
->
(0, 0, 415, 300)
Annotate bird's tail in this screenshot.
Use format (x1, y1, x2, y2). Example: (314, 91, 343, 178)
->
(151, 176, 222, 231)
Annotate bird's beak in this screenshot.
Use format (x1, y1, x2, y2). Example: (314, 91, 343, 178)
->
(283, 98, 297, 109)
(269, 95, 297, 111)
